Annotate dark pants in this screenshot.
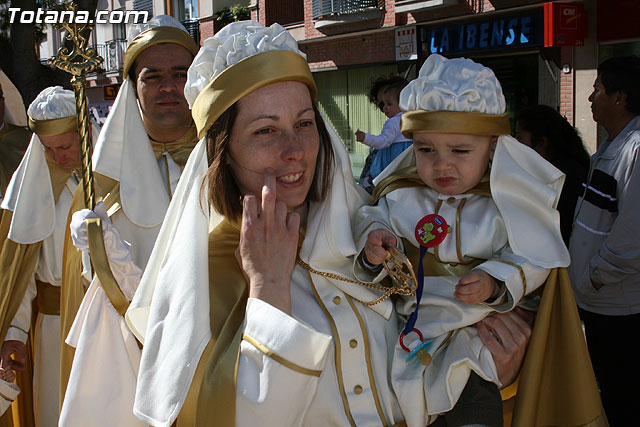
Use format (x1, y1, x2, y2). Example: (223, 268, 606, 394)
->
(580, 309, 640, 426)
(430, 372, 503, 427)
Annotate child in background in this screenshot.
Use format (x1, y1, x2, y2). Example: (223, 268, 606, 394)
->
(354, 54, 570, 426)
(357, 76, 413, 193)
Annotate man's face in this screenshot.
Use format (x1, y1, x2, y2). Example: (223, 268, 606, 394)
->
(588, 75, 619, 128)
(133, 43, 193, 134)
(39, 131, 82, 169)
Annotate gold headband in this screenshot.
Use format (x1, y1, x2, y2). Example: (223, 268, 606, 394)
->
(123, 26, 199, 77)
(28, 116, 77, 136)
(401, 110, 511, 139)
(192, 50, 318, 139)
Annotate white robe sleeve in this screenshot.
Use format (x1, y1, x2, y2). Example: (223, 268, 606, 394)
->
(236, 298, 332, 426)
(4, 273, 36, 343)
(475, 246, 550, 312)
(352, 198, 403, 283)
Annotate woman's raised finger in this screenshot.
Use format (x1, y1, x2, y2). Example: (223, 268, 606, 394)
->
(261, 169, 277, 226)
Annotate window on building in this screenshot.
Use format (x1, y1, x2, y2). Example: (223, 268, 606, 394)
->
(174, 0, 198, 21)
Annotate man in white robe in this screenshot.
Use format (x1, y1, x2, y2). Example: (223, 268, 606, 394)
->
(0, 86, 83, 427)
(58, 15, 199, 427)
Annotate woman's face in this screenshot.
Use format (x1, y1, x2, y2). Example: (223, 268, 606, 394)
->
(228, 81, 320, 212)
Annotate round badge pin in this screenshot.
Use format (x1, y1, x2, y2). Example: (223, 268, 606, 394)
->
(415, 214, 448, 248)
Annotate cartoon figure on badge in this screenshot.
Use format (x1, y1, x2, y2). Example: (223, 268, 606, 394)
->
(415, 214, 447, 248)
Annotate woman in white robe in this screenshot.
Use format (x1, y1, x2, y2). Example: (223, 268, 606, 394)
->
(122, 22, 535, 427)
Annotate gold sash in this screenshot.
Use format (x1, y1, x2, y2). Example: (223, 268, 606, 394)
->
(35, 280, 61, 316)
(178, 220, 248, 427)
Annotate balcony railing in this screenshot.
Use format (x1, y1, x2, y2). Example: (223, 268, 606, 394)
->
(312, 0, 379, 19)
(94, 39, 128, 75)
(181, 19, 200, 47)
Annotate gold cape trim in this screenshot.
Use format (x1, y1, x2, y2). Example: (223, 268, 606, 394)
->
(28, 116, 77, 136)
(123, 26, 199, 77)
(242, 334, 322, 377)
(400, 110, 510, 139)
(178, 220, 247, 427)
(192, 50, 317, 139)
(506, 268, 608, 427)
(86, 218, 130, 316)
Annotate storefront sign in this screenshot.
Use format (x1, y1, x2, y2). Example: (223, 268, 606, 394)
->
(544, 2, 587, 46)
(424, 10, 544, 56)
(104, 85, 118, 100)
(396, 26, 418, 61)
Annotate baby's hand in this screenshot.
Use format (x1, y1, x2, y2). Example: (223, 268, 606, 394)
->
(455, 269, 497, 304)
(364, 229, 397, 266)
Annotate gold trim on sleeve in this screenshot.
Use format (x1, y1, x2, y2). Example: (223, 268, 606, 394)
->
(241, 334, 322, 377)
(8, 325, 29, 335)
(490, 258, 527, 295)
(0, 391, 16, 402)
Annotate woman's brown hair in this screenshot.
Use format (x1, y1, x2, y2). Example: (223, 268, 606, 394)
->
(202, 94, 335, 222)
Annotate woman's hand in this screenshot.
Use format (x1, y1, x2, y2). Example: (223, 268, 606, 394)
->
(238, 169, 300, 314)
(475, 307, 535, 386)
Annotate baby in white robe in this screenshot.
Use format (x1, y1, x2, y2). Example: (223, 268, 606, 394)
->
(353, 54, 570, 427)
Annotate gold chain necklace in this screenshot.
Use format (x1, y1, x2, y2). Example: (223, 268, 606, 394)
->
(295, 248, 417, 306)
(64, 171, 80, 197)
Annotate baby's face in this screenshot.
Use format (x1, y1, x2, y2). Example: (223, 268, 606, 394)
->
(413, 133, 496, 195)
(380, 91, 401, 118)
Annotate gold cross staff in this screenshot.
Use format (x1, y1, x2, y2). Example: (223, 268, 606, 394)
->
(52, 1, 103, 209)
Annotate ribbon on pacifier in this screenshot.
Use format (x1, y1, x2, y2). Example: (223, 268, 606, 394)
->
(400, 213, 448, 365)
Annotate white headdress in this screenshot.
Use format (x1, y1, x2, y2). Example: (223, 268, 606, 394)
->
(1, 86, 77, 243)
(91, 15, 198, 228)
(126, 21, 369, 427)
(377, 54, 569, 267)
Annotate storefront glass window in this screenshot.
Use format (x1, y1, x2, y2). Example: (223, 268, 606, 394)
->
(314, 65, 397, 178)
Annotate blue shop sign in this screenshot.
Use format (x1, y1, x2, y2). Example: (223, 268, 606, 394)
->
(425, 10, 544, 55)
